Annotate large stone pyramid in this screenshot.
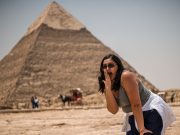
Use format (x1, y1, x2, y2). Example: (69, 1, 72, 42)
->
(0, 1, 159, 109)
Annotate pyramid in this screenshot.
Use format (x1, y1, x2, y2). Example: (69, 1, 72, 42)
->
(0, 1, 159, 109)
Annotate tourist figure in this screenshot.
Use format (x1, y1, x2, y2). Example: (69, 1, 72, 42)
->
(34, 96, 39, 108)
(98, 54, 175, 135)
(31, 96, 35, 109)
(171, 93, 176, 103)
(71, 89, 83, 105)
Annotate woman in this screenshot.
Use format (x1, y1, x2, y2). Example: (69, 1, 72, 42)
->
(98, 54, 175, 135)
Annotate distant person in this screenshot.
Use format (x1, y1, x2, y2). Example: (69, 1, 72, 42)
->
(34, 96, 39, 108)
(98, 54, 175, 135)
(171, 93, 176, 103)
(31, 96, 35, 109)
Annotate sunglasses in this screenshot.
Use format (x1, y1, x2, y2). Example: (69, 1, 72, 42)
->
(102, 63, 115, 69)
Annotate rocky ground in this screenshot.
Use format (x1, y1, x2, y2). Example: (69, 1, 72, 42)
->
(0, 106, 179, 135)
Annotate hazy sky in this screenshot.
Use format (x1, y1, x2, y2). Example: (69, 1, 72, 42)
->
(0, 0, 180, 90)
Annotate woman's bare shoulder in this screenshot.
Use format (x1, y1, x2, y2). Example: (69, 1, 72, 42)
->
(121, 70, 139, 87)
(121, 70, 135, 79)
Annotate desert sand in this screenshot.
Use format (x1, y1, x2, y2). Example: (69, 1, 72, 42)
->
(0, 106, 179, 135)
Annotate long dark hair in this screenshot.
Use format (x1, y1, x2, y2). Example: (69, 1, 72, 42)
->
(98, 54, 124, 93)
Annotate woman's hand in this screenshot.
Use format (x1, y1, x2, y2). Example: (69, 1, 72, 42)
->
(103, 70, 111, 91)
(103, 70, 119, 114)
(140, 128, 153, 135)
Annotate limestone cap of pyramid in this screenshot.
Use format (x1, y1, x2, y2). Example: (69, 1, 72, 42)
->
(26, 1, 85, 35)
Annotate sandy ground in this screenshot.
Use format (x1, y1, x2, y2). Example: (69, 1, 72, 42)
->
(0, 106, 179, 135)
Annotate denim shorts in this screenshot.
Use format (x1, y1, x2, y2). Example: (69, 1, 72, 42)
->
(126, 109, 163, 135)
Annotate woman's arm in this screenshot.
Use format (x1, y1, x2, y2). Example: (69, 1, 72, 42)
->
(103, 70, 119, 114)
(121, 71, 145, 132)
(104, 87, 119, 114)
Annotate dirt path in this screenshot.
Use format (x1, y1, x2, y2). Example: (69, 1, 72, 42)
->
(0, 106, 179, 135)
